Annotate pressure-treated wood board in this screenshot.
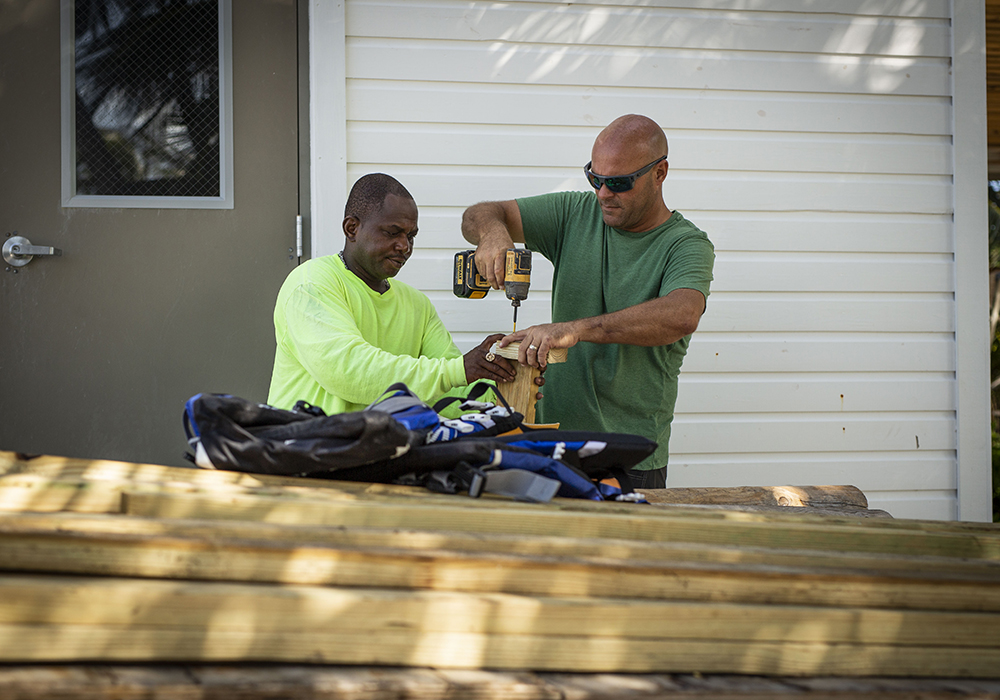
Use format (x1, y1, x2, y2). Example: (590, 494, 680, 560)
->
(120, 490, 1000, 561)
(4, 511, 995, 578)
(2, 521, 999, 611)
(0, 574, 997, 677)
(1, 452, 999, 679)
(0, 451, 877, 517)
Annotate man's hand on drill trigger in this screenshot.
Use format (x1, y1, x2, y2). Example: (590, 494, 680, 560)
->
(464, 334, 516, 383)
(474, 233, 514, 289)
(501, 321, 581, 370)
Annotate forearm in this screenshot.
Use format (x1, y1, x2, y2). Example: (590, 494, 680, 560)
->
(504, 289, 707, 368)
(571, 293, 702, 347)
(461, 201, 522, 246)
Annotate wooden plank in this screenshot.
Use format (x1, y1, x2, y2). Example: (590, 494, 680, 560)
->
(0, 455, 980, 542)
(2, 451, 988, 535)
(1, 623, 997, 676)
(120, 491, 1000, 561)
(642, 485, 868, 509)
(6, 511, 997, 579)
(2, 574, 998, 647)
(3, 526, 1000, 611)
(0, 575, 997, 676)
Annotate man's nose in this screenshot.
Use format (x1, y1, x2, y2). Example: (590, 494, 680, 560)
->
(595, 183, 614, 200)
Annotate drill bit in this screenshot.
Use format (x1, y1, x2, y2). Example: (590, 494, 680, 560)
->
(512, 299, 520, 333)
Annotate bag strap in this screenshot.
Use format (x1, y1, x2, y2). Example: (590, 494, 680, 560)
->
(432, 381, 515, 414)
(365, 382, 419, 411)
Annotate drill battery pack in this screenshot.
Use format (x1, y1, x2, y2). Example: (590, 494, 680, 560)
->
(453, 250, 490, 299)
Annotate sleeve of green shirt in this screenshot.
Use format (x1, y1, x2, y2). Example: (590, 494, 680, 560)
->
(280, 282, 467, 407)
(516, 191, 579, 265)
(659, 231, 715, 300)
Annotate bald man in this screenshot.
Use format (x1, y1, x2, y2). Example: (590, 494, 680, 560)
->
(460, 115, 715, 487)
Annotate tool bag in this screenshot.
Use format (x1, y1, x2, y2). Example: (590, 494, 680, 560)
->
(184, 384, 656, 501)
(182, 393, 422, 476)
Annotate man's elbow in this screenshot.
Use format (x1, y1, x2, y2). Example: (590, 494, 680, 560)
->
(677, 314, 701, 338)
(461, 201, 494, 244)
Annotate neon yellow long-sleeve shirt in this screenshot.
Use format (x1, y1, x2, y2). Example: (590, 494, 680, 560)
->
(266, 255, 467, 414)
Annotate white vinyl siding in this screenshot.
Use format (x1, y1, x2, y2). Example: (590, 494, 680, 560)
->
(311, 0, 990, 520)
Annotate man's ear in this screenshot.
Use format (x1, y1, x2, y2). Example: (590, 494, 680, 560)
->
(655, 161, 669, 184)
(343, 216, 359, 241)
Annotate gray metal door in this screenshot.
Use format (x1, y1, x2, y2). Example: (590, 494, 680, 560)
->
(0, 2, 301, 467)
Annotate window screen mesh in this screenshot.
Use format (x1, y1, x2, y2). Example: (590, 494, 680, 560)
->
(74, 0, 221, 197)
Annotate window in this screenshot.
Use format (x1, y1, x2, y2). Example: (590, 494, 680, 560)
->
(61, 0, 233, 208)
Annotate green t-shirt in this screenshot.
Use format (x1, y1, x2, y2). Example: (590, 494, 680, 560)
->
(518, 191, 714, 471)
(267, 255, 467, 415)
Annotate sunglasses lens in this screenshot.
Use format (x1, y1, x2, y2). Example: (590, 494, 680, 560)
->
(586, 172, 602, 190)
(604, 178, 632, 193)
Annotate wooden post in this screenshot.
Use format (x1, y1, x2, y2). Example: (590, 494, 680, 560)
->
(491, 342, 566, 423)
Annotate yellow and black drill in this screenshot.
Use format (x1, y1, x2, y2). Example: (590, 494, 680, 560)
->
(454, 248, 532, 332)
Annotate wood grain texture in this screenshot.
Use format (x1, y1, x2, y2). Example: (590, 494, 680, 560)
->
(0, 574, 998, 675)
(491, 341, 566, 422)
(6, 511, 997, 578)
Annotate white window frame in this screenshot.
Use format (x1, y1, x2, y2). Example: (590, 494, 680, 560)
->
(60, 0, 235, 209)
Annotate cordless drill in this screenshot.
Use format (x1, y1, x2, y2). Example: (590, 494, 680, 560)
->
(454, 248, 532, 332)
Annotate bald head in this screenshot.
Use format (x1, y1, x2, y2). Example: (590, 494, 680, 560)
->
(594, 115, 668, 165)
(589, 115, 672, 232)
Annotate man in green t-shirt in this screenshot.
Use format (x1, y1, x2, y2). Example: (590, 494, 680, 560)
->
(268, 173, 519, 415)
(460, 115, 715, 487)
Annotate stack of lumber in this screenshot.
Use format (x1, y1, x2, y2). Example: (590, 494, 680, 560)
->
(0, 450, 999, 691)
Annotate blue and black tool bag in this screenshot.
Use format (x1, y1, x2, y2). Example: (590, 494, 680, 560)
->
(184, 383, 657, 502)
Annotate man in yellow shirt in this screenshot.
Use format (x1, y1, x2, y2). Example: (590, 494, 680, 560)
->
(267, 173, 517, 414)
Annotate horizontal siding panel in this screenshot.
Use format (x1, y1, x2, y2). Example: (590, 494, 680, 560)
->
(347, 81, 953, 136)
(348, 39, 952, 96)
(684, 334, 955, 372)
(711, 255, 952, 292)
(348, 123, 952, 175)
(493, 0, 951, 19)
(349, 2, 950, 56)
(689, 213, 953, 254)
(866, 492, 957, 520)
(669, 413, 955, 453)
(407, 209, 953, 255)
(674, 374, 955, 413)
(700, 296, 954, 333)
(665, 452, 955, 491)
(346, 165, 954, 214)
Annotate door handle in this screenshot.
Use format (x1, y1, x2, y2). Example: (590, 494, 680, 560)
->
(3, 232, 62, 268)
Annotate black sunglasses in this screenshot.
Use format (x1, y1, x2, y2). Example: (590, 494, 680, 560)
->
(584, 156, 667, 193)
